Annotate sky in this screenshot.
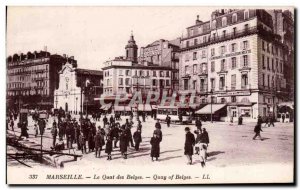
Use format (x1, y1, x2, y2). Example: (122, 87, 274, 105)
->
(6, 6, 215, 70)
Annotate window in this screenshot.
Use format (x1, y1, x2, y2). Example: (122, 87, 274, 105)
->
(262, 73, 265, 86)
(243, 55, 248, 67)
(200, 79, 205, 91)
(243, 41, 248, 50)
(211, 48, 215, 56)
(185, 66, 189, 75)
(192, 80, 196, 90)
(241, 74, 248, 88)
(193, 52, 197, 60)
(202, 50, 206, 58)
(210, 78, 215, 90)
(231, 74, 236, 90)
(231, 43, 237, 52)
(276, 59, 279, 72)
(211, 62, 215, 72)
(219, 76, 225, 90)
(166, 80, 170, 86)
(244, 10, 249, 19)
(262, 55, 265, 69)
(160, 71, 164, 77)
(118, 78, 123, 85)
(267, 43, 270, 52)
(244, 24, 249, 31)
(186, 41, 190, 47)
(271, 59, 274, 72)
(125, 78, 130, 85)
(222, 17, 227, 27)
(152, 79, 157, 86)
(193, 64, 197, 74)
(185, 54, 190, 62)
(221, 59, 226, 71)
(153, 71, 157, 77)
(147, 70, 150, 76)
(222, 30, 226, 38)
(221, 46, 226, 54)
(184, 80, 189, 90)
(262, 41, 265, 51)
(203, 36, 207, 43)
(213, 33, 216, 40)
(231, 96, 237, 103)
(232, 14, 237, 23)
(166, 71, 170, 77)
(267, 57, 270, 70)
(267, 75, 270, 87)
(233, 27, 237, 36)
(231, 57, 237, 69)
(194, 38, 198, 45)
(221, 98, 226, 103)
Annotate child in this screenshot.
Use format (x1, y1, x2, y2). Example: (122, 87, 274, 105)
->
(105, 135, 113, 160)
(150, 133, 160, 161)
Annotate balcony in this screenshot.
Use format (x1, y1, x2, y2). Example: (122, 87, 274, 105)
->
(198, 70, 208, 76)
(180, 26, 281, 52)
(217, 68, 228, 74)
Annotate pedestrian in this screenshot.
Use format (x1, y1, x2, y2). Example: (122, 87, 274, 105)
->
(153, 124, 162, 142)
(79, 132, 87, 154)
(103, 115, 108, 127)
(34, 124, 38, 137)
(282, 114, 286, 123)
(253, 123, 263, 141)
(133, 129, 142, 151)
(150, 133, 161, 161)
(155, 120, 161, 130)
(88, 128, 95, 152)
(195, 118, 202, 131)
(194, 128, 201, 155)
(119, 129, 128, 159)
(166, 115, 171, 127)
(10, 119, 14, 131)
(19, 121, 29, 139)
(94, 131, 104, 158)
(51, 124, 58, 148)
(66, 122, 72, 149)
(125, 125, 134, 147)
(184, 127, 195, 165)
(199, 128, 209, 167)
(257, 115, 263, 125)
(268, 114, 275, 127)
(105, 135, 113, 160)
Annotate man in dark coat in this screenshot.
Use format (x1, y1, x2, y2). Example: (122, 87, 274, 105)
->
(150, 133, 160, 161)
(166, 115, 171, 127)
(51, 124, 58, 148)
(184, 127, 195, 165)
(19, 122, 29, 139)
(153, 126, 162, 142)
(105, 135, 113, 160)
(125, 125, 134, 147)
(257, 115, 263, 125)
(133, 129, 142, 151)
(103, 115, 108, 127)
(253, 124, 263, 141)
(94, 132, 103, 158)
(195, 118, 202, 131)
(119, 129, 128, 159)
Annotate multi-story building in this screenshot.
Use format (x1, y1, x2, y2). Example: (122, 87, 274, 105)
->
(101, 34, 174, 104)
(139, 39, 180, 90)
(54, 62, 103, 115)
(6, 50, 77, 111)
(179, 9, 291, 121)
(268, 9, 294, 100)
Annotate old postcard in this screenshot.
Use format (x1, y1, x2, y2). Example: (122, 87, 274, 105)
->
(6, 6, 295, 184)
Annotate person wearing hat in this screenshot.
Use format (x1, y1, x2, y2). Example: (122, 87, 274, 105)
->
(184, 127, 195, 165)
(153, 124, 162, 142)
(199, 128, 210, 167)
(150, 133, 161, 161)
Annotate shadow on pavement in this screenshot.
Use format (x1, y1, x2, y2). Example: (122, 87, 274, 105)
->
(208, 151, 225, 157)
(159, 156, 182, 161)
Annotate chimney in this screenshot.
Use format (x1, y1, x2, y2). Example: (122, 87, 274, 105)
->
(196, 15, 202, 24)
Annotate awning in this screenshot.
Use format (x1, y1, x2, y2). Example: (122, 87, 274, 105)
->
(100, 104, 111, 111)
(195, 104, 226, 114)
(114, 106, 125, 111)
(278, 102, 294, 110)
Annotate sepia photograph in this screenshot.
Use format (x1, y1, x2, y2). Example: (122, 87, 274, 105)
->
(5, 6, 295, 184)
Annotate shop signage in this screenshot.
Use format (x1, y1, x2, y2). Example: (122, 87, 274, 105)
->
(210, 50, 251, 60)
(217, 90, 251, 97)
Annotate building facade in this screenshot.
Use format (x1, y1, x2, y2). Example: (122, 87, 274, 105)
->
(139, 38, 180, 91)
(54, 62, 103, 115)
(179, 9, 291, 121)
(6, 50, 77, 111)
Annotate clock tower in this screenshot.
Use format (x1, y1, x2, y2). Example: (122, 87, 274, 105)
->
(125, 32, 138, 63)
